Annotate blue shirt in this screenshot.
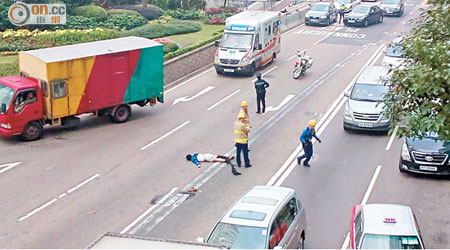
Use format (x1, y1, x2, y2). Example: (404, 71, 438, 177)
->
(300, 127, 319, 143)
(191, 153, 201, 166)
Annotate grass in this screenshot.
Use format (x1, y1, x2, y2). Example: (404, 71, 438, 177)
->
(0, 55, 19, 77)
(166, 22, 224, 48)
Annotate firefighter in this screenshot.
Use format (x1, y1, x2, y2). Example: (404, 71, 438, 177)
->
(234, 113, 251, 168)
(238, 101, 251, 126)
(297, 120, 322, 167)
(254, 72, 270, 114)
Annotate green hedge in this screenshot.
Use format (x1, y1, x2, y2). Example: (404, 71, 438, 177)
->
(164, 9, 200, 20)
(74, 5, 108, 21)
(122, 20, 200, 39)
(114, 5, 163, 20)
(60, 16, 98, 30)
(163, 42, 179, 54)
(106, 9, 143, 17)
(0, 57, 18, 77)
(102, 14, 148, 30)
(164, 32, 222, 61)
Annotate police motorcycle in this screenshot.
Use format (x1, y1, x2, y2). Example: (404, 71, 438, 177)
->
(293, 49, 313, 79)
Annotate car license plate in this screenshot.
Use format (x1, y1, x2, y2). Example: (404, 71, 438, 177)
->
(419, 166, 437, 171)
(386, 10, 392, 13)
(224, 68, 234, 72)
(358, 123, 373, 128)
(348, 20, 355, 23)
(311, 19, 318, 22)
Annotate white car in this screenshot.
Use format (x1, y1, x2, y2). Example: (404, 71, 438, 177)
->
(382, 37, 405, 69)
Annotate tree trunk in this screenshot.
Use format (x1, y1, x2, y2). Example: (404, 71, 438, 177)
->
(223, 0, 227, 7)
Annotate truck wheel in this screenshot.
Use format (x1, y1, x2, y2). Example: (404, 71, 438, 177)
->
(112, 105, 131, 123)
(21, 121, 43, 141)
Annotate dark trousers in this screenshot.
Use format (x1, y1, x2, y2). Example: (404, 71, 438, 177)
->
(339, 12, 345, 23)
(235, 143, 250, 167)
(297, 141, 313, 164)
(256, 91, 266, 113)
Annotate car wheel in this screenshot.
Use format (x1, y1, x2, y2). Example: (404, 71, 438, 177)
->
(335, 13, 338, 22)
(399, 162, 406, 172)
(364, 19, 369, 27)
(326, 18, 330, 26)
(379, 15, 383, 23)
(21, 121, 43, 141)
(247, 63, 256, 76)
(297, 234, 305, 249)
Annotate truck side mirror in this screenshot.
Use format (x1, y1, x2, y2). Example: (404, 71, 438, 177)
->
(258, 44, 262, 50)
(1, 103, 6, 113)
(214, 40, 220, 47)
(196, 237, 205, 243)
(344, 91, 350, 97)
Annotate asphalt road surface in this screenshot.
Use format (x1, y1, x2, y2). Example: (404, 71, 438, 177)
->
(1, 0, 448, 248)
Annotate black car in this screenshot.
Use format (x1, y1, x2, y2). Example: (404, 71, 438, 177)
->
(344, 5, 384, 27)
(305, 2, 338, 26)
(399, 134, 450, 175)
(381, 0, 405, 16)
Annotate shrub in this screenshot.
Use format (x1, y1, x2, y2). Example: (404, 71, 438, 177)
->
(209, 17, 224, 25)
(102, 13, 147, 29)
(149, 15, 174, 24)
(0, 57, 18, 77)
(122, 20, 200, 39)
(164, 9, 200, 20)
(114, 5, 163, 20)
(74, 5, 108, 21)
(59, 16, 99, 30)
(162, 42, 179, 54)
(164, 32, 222, 60)
(106, 9, 144, 17)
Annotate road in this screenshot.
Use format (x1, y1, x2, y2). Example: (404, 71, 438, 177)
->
(1, 0, 448, 248)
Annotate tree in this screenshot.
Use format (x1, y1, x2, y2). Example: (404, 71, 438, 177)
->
(384, 0, 450, 140)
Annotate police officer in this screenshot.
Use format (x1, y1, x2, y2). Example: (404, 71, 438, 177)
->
(297, 120, 322, 167)
(338, 4, 346, 24)
(234, 113, 251, 168)
(254, 72, 270, 114)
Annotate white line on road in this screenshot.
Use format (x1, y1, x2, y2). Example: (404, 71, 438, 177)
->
(141, 121, 191, 151)
(385, 126, 398, 151)
(165, 68, 215, 94)
(282, 24, 306, 36)
(252, 66, 278, 82)
(313, 34, 332, 45)
(286, 54, 297, 61)
(120, 187, 178, 234)
(342, 233, 350, 249)
(207, 89, 241, 111)
(266, 94, 296, 112)
(172, 86, 215, 105)
(18, 173, 100, 222)
(0, 162, 22, 175)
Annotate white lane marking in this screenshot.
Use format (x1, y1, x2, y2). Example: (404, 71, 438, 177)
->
(267, 43, 385, 186)
(120, 187, 178, 234)
(18, 198, 57, 222)
(361, 165, 382, 205)
(207, 89, 241, 111)
(67, 174, 100, 194)
(341, 165, 382, 249)
(282, 23, 306, 36)
(18, 173, 100, 222)
(313, 34, 332, 45)
(165, 68, 215, 94)
(342, 233, 350, 249)
(287, 54, 297, 61)
(385, 126, 398, 151)
(172, 86, 215, 105)
(141, 121, 191, 150)
(252, 66, 278, 83)
(0, 162, 22, 174)
(409, 12, 413, 15)
(266, 94, 296, 112)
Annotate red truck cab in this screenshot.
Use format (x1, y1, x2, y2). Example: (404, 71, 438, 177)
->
(0, 76, 45, 140)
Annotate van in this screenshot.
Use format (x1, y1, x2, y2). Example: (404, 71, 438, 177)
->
(205, 186, 307, 249)
(214, 11, 281, 76)
(343, 66, 391, 132)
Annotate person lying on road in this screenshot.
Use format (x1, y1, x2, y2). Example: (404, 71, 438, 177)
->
(186, 153, 241, 176)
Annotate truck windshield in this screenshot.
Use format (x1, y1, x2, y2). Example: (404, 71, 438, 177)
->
(350, 83, 389, 102)
(0, 83, 14, 114)
(221, 33, 253, 50)
(207, 222, 267, 249)
(361, 234, 422, 249)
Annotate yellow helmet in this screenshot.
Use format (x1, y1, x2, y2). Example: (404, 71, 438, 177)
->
(238, 113, 247, 119)
(309, 120, 317, 126)
(241, 101, 248, 107)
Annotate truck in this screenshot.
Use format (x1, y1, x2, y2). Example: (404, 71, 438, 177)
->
(87, 232, 225, 249)
(0, 36, 164, 141)
(214, 11, 281, 76)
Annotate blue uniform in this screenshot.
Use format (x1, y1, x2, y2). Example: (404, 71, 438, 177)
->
(297, 127, 320, 166)
(190, 153, 201, 166)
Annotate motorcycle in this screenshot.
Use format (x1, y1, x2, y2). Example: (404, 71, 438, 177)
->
(293, 49, 313, 79)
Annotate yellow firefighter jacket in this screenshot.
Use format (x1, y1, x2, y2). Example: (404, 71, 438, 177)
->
(239, 107, 250, 126)
(234, 120, 251, 144)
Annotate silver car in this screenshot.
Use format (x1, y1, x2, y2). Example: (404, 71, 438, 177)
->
(206, 186, 307, 249)
(343, 66, 391, 132)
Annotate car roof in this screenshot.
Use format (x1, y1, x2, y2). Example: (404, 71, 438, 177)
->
(219, 186, 294, 228)
(356, 66, 390, 85)
(312, 2, 331, 6)
(362, 204, 418, 236)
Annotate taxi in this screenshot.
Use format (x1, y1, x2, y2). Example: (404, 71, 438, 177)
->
(350, 204, 425, 249)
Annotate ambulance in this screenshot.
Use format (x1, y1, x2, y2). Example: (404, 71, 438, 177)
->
(214, 11, 281, 76)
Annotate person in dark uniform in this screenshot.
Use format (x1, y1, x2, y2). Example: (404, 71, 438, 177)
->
(254, 72, 270, 114)
(297, 120, 322, 167)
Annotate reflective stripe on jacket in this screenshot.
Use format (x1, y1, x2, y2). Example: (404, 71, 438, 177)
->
(234, 120, 250, 144)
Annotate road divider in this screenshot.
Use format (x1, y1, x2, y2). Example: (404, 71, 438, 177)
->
(141, 121, 191, 151)
(0, 161, 22, 175)
(207, 89, 241, 111)
(18, 173, 100, 222)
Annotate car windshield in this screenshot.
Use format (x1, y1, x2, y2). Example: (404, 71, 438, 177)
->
(353, 6, 370, 13)
(220, 33, 253, 50)
(336, 0, 351, 3)
(311, 4, 328, 11)
(207, 223, 267, 249)
(350, 83, 389, 102)
(383, 0, 399, 4)
(386, 44, 404, 58)
(0, 83, 14, 114)
(361, 234, 422, 249)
